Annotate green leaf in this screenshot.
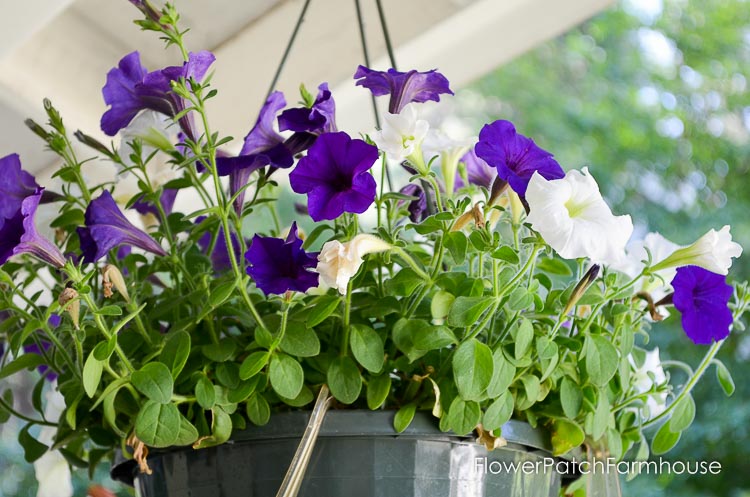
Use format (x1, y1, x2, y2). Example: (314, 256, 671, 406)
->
(393, 403, 417, 433)
(551, 419, 585, 456)
(669, 395, 696, 433)
(0, 353, 45, 380)
(536, 258, 572, 276)
(350, 324, 385, 373)
(652, 420, 681, 455)
(384, 268, 423, 296)
(514, 318, 534, 360)
(208, 280, 237, 308)
(83, 351, 104, 398)
(278, 385, 314, 407)
(367, 374, 392, 410)
(239, 351, 270, 380)
(444, 232, 468, 264)
(135, 401, 181, 448)
(328, 356, 362, 404)
(392, 318, 430, 362)
(491, 246, 520, 264)
(483, 392, 514, 431)
(269, 353, 304, 399)
(521, 375, 541, 404)
(447, 398, 481, 435)
(19, 424, 48, 463)
(93, 335, 117, 361)
(715, 360, 735, 396)
(95, 305, 122, 316)
(202, 340, 237, 362)
(430, 291, 455, 321)
(486, 349, 515, 398)
(412, 325, 458, 350)
(506, 287, 534, 311)
(452, 339, 493, 401)
(246, 393, 270, 426)
(161, 331, 191, 379)
(194, 406, 233, 449)
(560, 377, 583, 419)
(227, 377, 261, 404)
(304, 296, 340, 328)
(585, 335, 619, 386)
(131, 363, 174, 404)
(174, 415, 200, 446)
(280, 323, 320, 357)
(592, 389, 610, 441)
(195, 375, 216, 410)
(447, 297, 494, 327)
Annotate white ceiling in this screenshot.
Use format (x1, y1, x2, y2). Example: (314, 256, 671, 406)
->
(0, 0, 613, 175)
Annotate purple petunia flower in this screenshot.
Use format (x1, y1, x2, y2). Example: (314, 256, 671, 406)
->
(278, 83, 338, 134)
(77, 190, 167, 263)
(101, 50, 215, 139)
(0, 188, 66, 268)
(672, 265, 734, 345)
(195, 216, 241, 273)
(132, 189, 178, 219)
(455, 148, 496, 190)
(398, 184, 428, 223)
(289, 132, 378, 221)
(475, 120, 564, 197)
(215, 91, 311, 214)
(245, 222, 319, 295)
(0, 153, 39, 219)
(353, 65, 454, 114)
(215, 91, 294, 177)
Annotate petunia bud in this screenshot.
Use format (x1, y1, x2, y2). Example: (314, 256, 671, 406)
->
(102, 264, 130, 303)
(562, 264, 601, 315)
(316, 234, 391, 294)
(650, 225, 742, 276)
(58, 287, 80, 329)
(488, 177, 509, 207)
(471, 204, 485, 229)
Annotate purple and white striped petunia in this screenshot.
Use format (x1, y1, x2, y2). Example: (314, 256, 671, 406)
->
(78, 190, 167, 263)
(245, 222, 319, 295)
(353, 66, 453, 114)
(289, 131, 378, 221)
(672, 265, 734, 345)
(475, 120, 564, 197)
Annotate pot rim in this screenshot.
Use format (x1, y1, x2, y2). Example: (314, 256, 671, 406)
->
(111, 409, 562, 486)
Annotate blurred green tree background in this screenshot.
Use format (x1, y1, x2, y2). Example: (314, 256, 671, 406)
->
(454, 0, 749, 494)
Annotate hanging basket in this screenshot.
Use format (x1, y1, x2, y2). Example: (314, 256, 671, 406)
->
(111, 410, 575, 497)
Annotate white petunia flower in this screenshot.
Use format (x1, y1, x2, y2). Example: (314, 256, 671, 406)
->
(611, 232, 681, 303)
(650, 225, 742, 275)
(629, 348, 667, 419)
(375, 104, 429, 166)
(34, 383, 73, 497)
(316, 235, 391, 294)
(525, 168, 633, 264)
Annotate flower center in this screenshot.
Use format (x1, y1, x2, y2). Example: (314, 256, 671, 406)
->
(331, 171, 353, 192)
(564, 198, 596, 218)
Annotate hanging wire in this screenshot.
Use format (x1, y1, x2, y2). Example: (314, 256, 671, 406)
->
(375, 0, 398, 71)
(372, 0, 435, 213)
(265, 0, 313, 101)
(354, 0, 394, 191)
(354, 0, 380, 130)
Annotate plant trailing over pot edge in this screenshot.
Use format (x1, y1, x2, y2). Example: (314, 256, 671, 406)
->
(0, 1, 747, 495)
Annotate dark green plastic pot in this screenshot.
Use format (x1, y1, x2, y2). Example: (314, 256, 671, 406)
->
(112, 410, 569, 497)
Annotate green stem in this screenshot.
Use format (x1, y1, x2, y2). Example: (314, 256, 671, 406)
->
(341, 281, 353, 356)
(0, 396, 57, 427)
(642, 340, 723, 429)
(80, 293, 135, 373)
